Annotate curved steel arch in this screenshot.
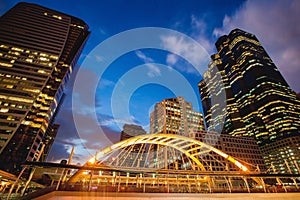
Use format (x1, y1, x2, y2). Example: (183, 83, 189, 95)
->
(68, 134, 251, 183)
(89, 133, 249, 172)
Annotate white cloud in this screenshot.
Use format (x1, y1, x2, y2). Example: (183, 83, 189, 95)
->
(161, 34, 209, 75)
(166, 53, 178, 65)
(213, 0, 300, 92)
(99, 115, 137, 127)
(161, 35, 196, 63)
(135, 50, 161, 77)
(191, 15, 206, 34)
(49, 137, 93, 165)
(146, 63, 161, 77)
(161, 15, 214, 75)
(98, 78, 115, 89)
(135, 50, 154, 62)
(190, 15, 215, 54)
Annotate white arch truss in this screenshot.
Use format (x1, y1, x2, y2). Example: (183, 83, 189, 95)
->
(88, 133, 249, 172)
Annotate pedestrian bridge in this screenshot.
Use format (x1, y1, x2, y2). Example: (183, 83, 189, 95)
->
(64, 134, 297, 193)
(4, 134, 300, 199)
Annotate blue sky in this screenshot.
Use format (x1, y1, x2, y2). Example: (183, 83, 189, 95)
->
(1, 0, 299, 165)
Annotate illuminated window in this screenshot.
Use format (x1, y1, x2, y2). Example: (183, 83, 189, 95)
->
(0, 62, 13, 67)
(0, 44, 9, 49)
(37, 70, 46, 74)
(0, 108, 9, 113)
(25, 58, 33, 63)
(11, 47, 24, 52)
(50, 55, 58, 60)
(6, 85, 13, 89)
(39, 57, 49, 61)
(52, 15, 62, 20)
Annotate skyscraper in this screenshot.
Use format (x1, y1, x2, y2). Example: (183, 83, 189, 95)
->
(199, 29, 300, 173)
(198, 54, 245, 136)
(149, 97, 204, 169)
(150, 96, 205, 136)
(0, 2, 90, 174)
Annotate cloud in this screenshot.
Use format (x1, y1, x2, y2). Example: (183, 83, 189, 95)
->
(100, 125, 121, 144)
(213, 0, 300, 92)
(49, 67, 120, 164)
(46, 142, 70, 162)
(98, 113, 140, 127)
(161, 34, 208, 75)
(161, 35, 196, 63)
(135, 50, 161, 77)
(135, 50, 154, 62)
(166, 53, 177, 65)
(49, 102, 95, 164)
(162, 15, 213, 75)
(50, 64, 142, 165)
(146, 63, 161, 77)
(190, 15, 215, 54)
(98, 78, 115, 89)
(50, 106, 123, 164)
(191, 15, 206, 33)
(50, 137, 96, 165)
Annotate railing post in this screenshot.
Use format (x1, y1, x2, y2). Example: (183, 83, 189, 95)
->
(143, 175, 146, 193)
(117, 172, 121, 192)
(242, 177, 250, 193)
(224, 176, 231, 193)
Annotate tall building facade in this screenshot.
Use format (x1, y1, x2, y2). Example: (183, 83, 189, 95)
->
(0, 2, 90, 173)
(259, 136, 300, 174)
(120, 124, 146, 141)
(199, 29, 300, 173)
(198, 54, 245, 136)
(192, 131, 266, 172)
(118, 124, 146, 167)
(149, 97, 204, 169)
(150, 96, 205, 136)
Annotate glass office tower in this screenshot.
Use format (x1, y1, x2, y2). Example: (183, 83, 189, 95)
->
(0, 2, 90, 174)
(199, 29, 300, 173)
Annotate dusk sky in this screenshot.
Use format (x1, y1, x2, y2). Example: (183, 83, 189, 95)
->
(1, 0, 299, 165)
